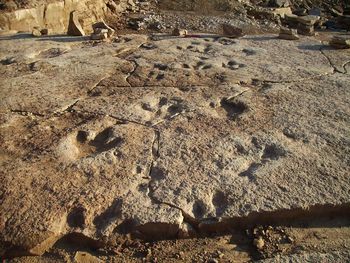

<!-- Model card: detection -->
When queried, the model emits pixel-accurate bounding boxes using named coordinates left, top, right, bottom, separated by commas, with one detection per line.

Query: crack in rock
left=319, top=47, right=342, bottom=74
left=125, top=59, right=138, bottom=87
left=9, top=109, right=45, bottom=117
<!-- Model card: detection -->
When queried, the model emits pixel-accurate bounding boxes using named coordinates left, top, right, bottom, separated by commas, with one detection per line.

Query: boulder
left=283, top=14, right=317, bottom=36
left=284, top=14, right=299, bottom=27
left=222, top=24, right=244, bottom=38
left=329, top=35, right=350, bottom=49
left=67, top=11, right=85, bottom=36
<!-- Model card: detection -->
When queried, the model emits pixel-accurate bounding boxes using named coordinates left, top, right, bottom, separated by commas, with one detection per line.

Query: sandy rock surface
left=0, top=32, right=349, bottom=259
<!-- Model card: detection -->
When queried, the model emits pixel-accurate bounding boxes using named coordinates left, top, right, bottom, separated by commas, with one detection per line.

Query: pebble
left=253, top=237, right=265, bottom=250
left=32, top=27, right=41, bottom=37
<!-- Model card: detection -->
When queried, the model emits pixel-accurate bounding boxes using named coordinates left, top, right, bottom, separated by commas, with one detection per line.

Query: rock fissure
left=9, top=109, right=45, bottom=117
left=319, top=47, right=342, bottom=74
left=56, top=98, right=80, bottom=114
left=87, top=74, right=111, bottom=94
left=342, top=61, right=350, bottom=74
left=125, top=59, right=139, bottom=87
left=1, top=12, right=350, bottom=260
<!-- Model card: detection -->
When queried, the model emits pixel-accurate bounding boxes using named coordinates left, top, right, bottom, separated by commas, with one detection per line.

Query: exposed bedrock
left=0, top=34, right=349, bottom=257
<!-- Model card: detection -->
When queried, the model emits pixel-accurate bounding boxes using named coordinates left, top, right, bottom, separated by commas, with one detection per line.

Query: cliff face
left=0, top=0, right=127, bottom=34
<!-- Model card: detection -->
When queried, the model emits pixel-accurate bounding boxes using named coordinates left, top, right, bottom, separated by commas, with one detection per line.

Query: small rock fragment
left=90, top=32, right=108, bottom=41
left=279, top=27, right=299, bottom=40
left=40, top=28, right=49, bottom=35
left=287, top=236, right=294, bottom=243
left=128, top=18, right=146, bottom=30
left=94, top=28, right=109, bottom=34
left=92, top=20, right=115, bottom=37
left=32, top=27, right=41, bottom=37
left=253, top=237, right=265, bottom=250
left=297, top=24, right=314, bottom=36
left=329, top=34, right=350, bottom=49
left=67, top=11, right=85, bottom=36
left=172, top=28, right=188, bottom=37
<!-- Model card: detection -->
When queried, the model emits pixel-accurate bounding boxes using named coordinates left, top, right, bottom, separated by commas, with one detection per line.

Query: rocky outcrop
left=0, top=0, right=129, bottom=34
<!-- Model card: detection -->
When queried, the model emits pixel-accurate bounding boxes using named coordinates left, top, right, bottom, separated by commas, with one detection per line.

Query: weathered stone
left=128, top=18, right=146, bottom=30
left=279, top=26, right=299, bottom=40
left=297, top=15, right=319, bottom=26
left=74, top=251, right=103, bottom=263
left=297, top=24, right=314, bottom=36
left=172, top=28, right=188, bottom=36
left=222, top=24, right=244, bottom=38
left=90, top=32, right=108, bottom=40
left=254, top=237, right=265, bottom=250
left=97, top=28, right=109, bottom=34
left=283, top=14, right=299, bottom=27
left=32, top=27, right=41, bottom=37
left=269, top=0, right=290, bottom=8
left=0, top=0, right=112, bottom=34
left=329, top=34, right=350, bottom=49
left=279, top=27, right=296, bottom=35
left=40, top=28, right=49, bottom=35
left=278, top=32, right=299, bottom=40
left=270, top=7, right=292, bottom=18
left=293, top=8, right=307, bottom=16
left=92, top=20, right=115, bottom=37
left=67, top=11, right=85, bottom=36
